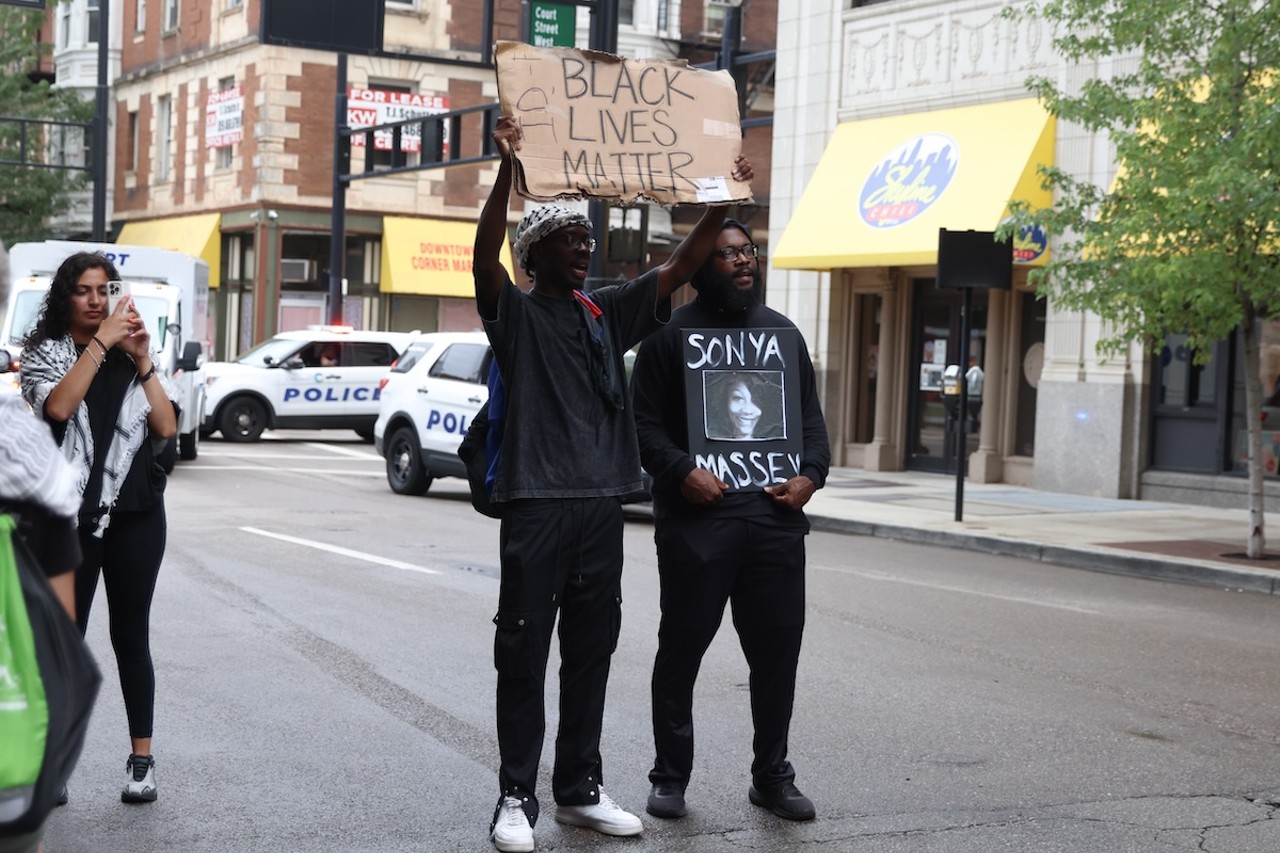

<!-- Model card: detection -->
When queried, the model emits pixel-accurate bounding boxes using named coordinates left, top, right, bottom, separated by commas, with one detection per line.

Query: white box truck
left=2, top=240, right=211, bottom=467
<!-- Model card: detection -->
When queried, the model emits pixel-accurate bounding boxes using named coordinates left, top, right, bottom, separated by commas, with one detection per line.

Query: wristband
left=139, top=364, right=157, bottom=383
left=84, top=347, right=102, bottom=370
left=92, top=335, right=109, bottom=356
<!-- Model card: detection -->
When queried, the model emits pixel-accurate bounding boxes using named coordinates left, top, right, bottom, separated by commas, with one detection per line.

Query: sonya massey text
left=695, top=449, right=802, bottom=488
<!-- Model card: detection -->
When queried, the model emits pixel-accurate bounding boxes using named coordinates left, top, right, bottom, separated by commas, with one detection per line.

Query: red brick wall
left=284, top=62, right=341, bottom=198
left=193, top=78, right=207, bottom=204
left=239, top=66, right=259, bottom=198
left=451, top=0, right=523, bottom=54
left=122, top=0, right=213, bottom=74
left=114, top=95, right=153, bottom=213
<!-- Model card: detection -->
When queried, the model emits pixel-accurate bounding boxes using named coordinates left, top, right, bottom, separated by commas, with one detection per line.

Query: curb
left=807, top=516, right=1280, bottom=596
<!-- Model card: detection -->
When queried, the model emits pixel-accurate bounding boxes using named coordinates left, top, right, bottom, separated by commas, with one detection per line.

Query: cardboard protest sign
left=683, top=327, right=805, bottom=493
left=494, top=41, right=752, bottom=206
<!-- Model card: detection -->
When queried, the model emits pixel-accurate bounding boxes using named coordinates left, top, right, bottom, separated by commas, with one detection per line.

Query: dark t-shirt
left=631, top=298, right=832, bottom=528
left=482, top=269, right=668, bottom=502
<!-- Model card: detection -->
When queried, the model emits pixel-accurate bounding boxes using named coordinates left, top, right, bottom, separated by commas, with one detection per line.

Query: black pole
left=328, top=53, right=348, bottom=325
left=91, top=0, right=110, bottom=241
left=719, top=3, right=746, bottom=117
left=586, top=0, right=617, bottom=288
left=955, top=287, right=972, bottom=522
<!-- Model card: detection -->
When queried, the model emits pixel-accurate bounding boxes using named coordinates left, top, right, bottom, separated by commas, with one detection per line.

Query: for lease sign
left=206, top=86, right=243, bottom=149
left=347, top=87, right=450, bottom=152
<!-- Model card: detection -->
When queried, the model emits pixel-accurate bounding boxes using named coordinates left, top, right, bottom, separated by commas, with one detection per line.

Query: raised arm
left=653, top=155, right=753, bottom=303
left=474, top=116, right=522, bottom=321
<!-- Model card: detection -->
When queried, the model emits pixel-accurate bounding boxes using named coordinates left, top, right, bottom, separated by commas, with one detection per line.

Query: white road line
left=241, top=527, right=441, bottom=575
left=813, top=564, right=1101, bottom=614
left=199, top=451, right=380, bottom=461
left=191, top=466, right=383, bottom=476
left=303, top=441, right=380, bottom=460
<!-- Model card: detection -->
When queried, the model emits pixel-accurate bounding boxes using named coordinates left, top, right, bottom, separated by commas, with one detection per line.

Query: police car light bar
left=307, top=324, right=355, bottom=333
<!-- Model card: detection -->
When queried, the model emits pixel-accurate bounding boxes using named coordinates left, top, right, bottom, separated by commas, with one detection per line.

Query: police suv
left=202, top=327, right=417, bottom=442
left=373, top=331, right=492, bottom=495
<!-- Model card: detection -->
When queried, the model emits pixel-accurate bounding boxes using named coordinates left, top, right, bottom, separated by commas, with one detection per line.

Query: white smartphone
left=107, top=280, right=131, bottom=314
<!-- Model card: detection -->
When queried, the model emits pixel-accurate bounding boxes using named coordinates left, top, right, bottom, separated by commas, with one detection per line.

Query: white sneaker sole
left=554, top=809, right=643, bottom=836
left=489, top=831, right=535, bottom=853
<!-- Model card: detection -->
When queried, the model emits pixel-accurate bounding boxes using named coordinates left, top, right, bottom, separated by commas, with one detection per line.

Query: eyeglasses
left=714, top=243, right=759, bottom=262
left=556, top=233, right=597, bottom=253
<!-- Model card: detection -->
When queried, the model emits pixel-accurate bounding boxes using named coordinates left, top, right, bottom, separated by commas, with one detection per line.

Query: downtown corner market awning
left=381, top=216, right=515, bottom=297
left=772, top=99, right=1055, bottom=271
left=116, top=212, right=222, bottom=287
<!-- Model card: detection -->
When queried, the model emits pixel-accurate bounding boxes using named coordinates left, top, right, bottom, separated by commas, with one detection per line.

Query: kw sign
left=529, top=1, right=575, bottom=48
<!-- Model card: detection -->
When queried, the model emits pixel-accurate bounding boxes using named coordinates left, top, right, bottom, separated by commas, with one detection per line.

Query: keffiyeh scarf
left=20, top=335, right=176, bottom=536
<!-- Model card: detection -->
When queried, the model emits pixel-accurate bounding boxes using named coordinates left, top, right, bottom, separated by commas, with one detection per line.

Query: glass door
left=906, top=279, right=987, bottom=473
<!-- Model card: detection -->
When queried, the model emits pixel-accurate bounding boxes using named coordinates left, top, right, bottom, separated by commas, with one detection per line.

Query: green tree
left=1001, top=0, right=1280, bottom=557
left=0, top=5, right=93, bottom=245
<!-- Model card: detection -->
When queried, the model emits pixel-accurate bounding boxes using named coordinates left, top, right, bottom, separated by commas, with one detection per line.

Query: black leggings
left=76, top=503, right=166, bottom=740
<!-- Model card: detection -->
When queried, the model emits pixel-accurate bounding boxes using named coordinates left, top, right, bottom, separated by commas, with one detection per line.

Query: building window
left=128, top=111, right=138, bottom=171
left=156, top=95, right=172, bottom=180
left=163, top=0, right=178, bottom=31
left=135, top=0, right=145, bottom=32
left=87, top=0, right=100, bottom=43
left=226, top=0, right=243, bottom=7
left=386, top=0, right=415, bottom=9
left=705, top=0, right=732, bottom=33
left=619, top=0, right=634, bottom=25
left=58, top=2, right=71, bottom=48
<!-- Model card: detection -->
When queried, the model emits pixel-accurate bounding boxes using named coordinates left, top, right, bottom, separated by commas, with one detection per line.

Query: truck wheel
left=386, top=426, right=431, bottom=495
left=220, top=397, right=268, bottom=442
left=179, top=428, right=199, bottom=460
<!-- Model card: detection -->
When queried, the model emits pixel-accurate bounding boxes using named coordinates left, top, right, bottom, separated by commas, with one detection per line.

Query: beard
left=695, top=265, right=762, bottom=313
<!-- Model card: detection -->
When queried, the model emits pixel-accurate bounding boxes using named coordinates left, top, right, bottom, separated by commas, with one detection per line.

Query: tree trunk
left=1241, top=314, right=1267, bottom=558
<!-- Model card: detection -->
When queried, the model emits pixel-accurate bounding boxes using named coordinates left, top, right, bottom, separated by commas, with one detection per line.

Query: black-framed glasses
left=715, top=243, right=759, bottom=261
left=557, top=233, right=597, bottom=252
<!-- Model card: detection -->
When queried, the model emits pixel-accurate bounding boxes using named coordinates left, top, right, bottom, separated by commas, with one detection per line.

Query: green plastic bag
left=0, top=515, right=48, bottom=823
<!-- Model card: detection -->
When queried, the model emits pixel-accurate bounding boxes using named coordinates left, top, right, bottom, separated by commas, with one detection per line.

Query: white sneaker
left=490, top=796, right=535, bottom=852
left=121, top=754, right=157, bottom=803
left=555, top=788, right=643, bottom=837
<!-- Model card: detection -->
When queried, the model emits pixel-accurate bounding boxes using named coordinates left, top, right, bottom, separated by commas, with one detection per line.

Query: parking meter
left=941, top=364, right=962, bottom=417
left=964, top=363, right=984, bottom=430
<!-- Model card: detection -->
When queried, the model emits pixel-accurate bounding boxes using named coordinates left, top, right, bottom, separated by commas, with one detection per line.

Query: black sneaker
left=55, top=786, right=68, bottom=806
left=121, top=754, right=157, bottom=803
left=646, top=782, right=687, bottom=818
left=748, top=781, right=815, bottom=821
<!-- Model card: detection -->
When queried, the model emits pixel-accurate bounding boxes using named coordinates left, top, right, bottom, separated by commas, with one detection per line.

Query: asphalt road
left=42, top=433, right=1280, bottom=852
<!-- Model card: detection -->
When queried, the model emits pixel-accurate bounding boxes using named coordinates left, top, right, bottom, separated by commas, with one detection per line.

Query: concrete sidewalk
left=804, top=468, right=1280, bottom=595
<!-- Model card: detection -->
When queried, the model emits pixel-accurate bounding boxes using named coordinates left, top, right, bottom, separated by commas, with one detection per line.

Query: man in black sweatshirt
left=631, top=219, right=831, bottom=823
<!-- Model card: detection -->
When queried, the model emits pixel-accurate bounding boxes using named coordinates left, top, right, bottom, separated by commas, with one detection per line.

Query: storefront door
left=906, top=279, right=987, bottom=473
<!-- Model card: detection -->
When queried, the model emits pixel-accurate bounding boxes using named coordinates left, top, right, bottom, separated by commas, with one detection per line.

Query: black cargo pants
left=649, top=515, right=807, bottom=792
left=492, top=497, right=623, bottom=827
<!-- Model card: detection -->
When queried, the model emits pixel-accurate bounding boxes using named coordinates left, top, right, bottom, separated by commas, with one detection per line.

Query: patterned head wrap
left=512, top=205, right=592, bottom=273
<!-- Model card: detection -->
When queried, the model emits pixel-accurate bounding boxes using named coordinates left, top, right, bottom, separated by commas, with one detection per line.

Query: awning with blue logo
left=772, top=99, right=1054, bottom=270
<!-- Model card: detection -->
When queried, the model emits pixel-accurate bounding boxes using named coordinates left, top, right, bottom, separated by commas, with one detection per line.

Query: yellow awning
left=773, top=99, right=1055, bottom=270
left=116, top=213, right=222, bottom=287
left=381, top=216, right=514, bottom=297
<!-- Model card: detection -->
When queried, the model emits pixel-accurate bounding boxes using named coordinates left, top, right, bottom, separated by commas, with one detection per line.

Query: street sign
left=529, top=1, right=575, bottom=48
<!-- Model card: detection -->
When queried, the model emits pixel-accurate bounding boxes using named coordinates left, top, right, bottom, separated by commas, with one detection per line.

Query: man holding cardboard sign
left=473, top=106, right=749, bottom=852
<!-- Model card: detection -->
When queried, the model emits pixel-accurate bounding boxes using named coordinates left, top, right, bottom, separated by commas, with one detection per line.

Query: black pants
left=493, top=498, right=623, bottom=827
left=76, top=503, right=166, bottom=740
left=649, top=516, right=806, bottom=791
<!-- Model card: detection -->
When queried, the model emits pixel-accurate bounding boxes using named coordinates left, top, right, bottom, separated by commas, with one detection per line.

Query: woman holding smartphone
left=20, top=251, right=177, bottom=804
